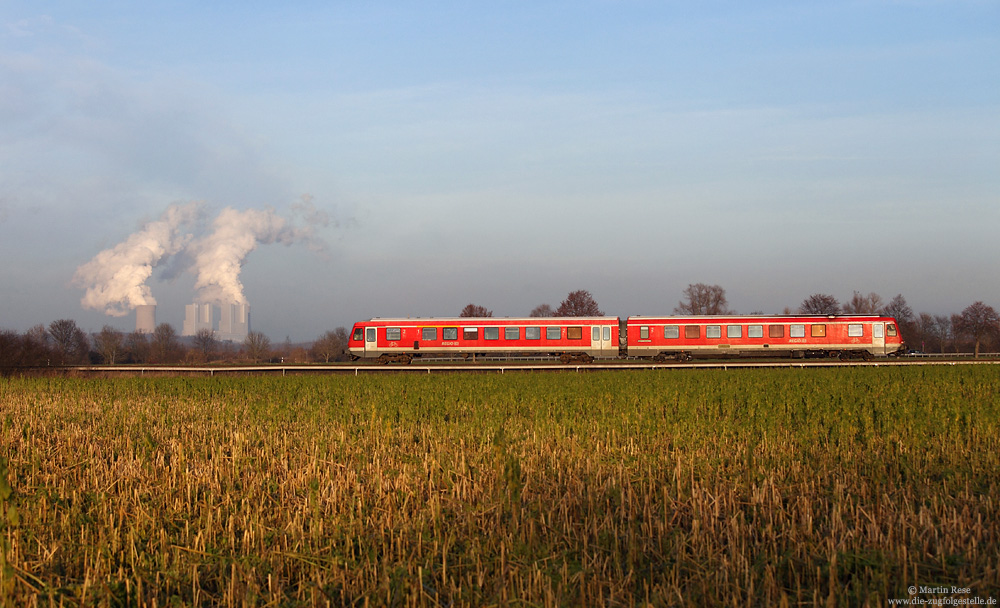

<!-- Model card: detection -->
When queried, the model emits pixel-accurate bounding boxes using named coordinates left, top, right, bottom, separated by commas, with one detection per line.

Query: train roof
left=358, top=316, right=619, bottom=323
left=627, top=314, right=895, bottom=321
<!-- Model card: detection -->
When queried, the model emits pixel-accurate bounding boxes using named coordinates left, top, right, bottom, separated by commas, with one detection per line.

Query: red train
left=348, top=314, right=903, bottom=363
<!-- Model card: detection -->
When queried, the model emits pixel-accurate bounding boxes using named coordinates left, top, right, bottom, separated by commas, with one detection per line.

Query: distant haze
left=1, top=2, right=997, bottom=341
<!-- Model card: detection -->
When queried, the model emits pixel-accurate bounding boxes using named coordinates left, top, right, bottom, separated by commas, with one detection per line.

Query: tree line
left=0, top=321, right=355, bottom=368
left=2, top=285, right=998, bottom=367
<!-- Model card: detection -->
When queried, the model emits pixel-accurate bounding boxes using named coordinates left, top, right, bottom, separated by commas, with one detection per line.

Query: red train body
left=626, top=314, right=902, bottom=361
left=348, top=317, right=620, bottom=364
left=348, top=314, right=903, bottom=363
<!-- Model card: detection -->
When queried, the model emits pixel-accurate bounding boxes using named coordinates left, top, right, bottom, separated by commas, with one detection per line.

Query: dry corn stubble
left=0, top=366, right=998, bottom=606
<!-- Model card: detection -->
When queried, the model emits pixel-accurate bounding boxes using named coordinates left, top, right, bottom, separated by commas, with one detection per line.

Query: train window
left=484, top=327, right=500, bottom=340
left=463, top=328, right=478, bottom=341
left=685, top=326, right=700, bottom=339
left=748, top=325, right=763, bottom=338
left=603, top=326, right=611, bottom=341
left=706, top=325, right=722, bottom=339
left=873, top=324, right=884, bottom=339
left=443, top=327, right=458, bottom=341
left=366, top=328, right=376, bottom=342
left=640, top=326, right=649, bottom=340
left=505, top=327, right=520, bottom=340
left=546, top=327, right=562, bottom=340
left=727, top=325, right=742, bottom=339
left=526, top=327, right=541, bottom=340
left=848, top=324, right=863, bottom=337
left=567, top=327, right=583, bottom=340
left=386, top=327, right=401, bottom=341
left=422, top=327, right=437, bottom=341
left=593, top=327, right=600, bottom=341
left=664, top=325, right=680, bottom=339
left=353, top=328, right=363, bottom=341
left=887, top=324, right=897, bottom=337
left=811, top=324, right=826, bottom=338
left=790, top=324, right=805, bottom=338
left=769, top=325, right=784, bottom=338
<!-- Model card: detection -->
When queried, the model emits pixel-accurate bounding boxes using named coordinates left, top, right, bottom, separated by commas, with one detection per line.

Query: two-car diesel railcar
left=348, top=317, right=621, bottom=364
left=348, top=314, right=904, bottom=363
left=626, top=315, right=903, bottom=361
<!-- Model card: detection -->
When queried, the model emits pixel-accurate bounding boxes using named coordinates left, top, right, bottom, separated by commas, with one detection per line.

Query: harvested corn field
left=1, top=367, right=998, bottom=606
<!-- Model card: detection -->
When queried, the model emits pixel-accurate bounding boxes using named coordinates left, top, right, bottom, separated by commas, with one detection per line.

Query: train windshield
left=352, top=327, right=363, bottom=341
left=887, top=324, right=897, bottom=337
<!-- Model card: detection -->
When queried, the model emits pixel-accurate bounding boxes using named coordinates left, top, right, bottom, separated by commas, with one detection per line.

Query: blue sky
left=1, top=1, right=997, bottom=341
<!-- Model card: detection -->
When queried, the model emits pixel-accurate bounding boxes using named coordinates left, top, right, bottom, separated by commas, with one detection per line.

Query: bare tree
left=934, top=315, right=954, bottom=353
left=0, top=330, right=20, bottom=367
left=798, top=294, right=840, bottom=315
left=953, top=301, right=1000, bottom=357
left=674, top=284, right=733, bottom=315
left=882, top=294, right=914, bottom=323
left=529, top=304, right=554, bottom=318
left=124, top=330, right=150, bottom=363
left=842, top=291, right=884, bottom=314
left=193, top=328, right=218, bottom=361
left=93, top=325, right=124, bottom=364
left=882, top=294, right=915, bottom=344
left=914, top=313, right=951, bottom=354
left=47, top=319, right=89, bottom=364
left=459, top=304, right=493, bottom=318
left=555, top=290, right=604, bottom=316
left=18, top=325, right=53, bottom=366
left=243, top=331, right=272, bottom=363
left=151, top=323, right=182, bottom=364
left=311, top=328, right=349, bottom=363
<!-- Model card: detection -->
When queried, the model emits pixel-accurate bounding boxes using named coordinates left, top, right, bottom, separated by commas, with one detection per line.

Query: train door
left=872, top=323, right=885, bottom=355
left=365, top=327, right=378, bottom=357
left=591, top=324, right=614, bottom=357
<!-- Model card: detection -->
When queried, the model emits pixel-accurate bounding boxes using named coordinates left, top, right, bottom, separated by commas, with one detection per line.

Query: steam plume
left=73, top=202, right=201, bottom=316
left=189, top=206, right=305, bottom=305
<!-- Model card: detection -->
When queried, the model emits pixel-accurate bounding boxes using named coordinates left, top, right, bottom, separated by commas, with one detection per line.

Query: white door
left=591, top=324, right=614, bottom=356
left=872, top=323, right=885, bottom=355
left=365, top=327, right=378, bottom=357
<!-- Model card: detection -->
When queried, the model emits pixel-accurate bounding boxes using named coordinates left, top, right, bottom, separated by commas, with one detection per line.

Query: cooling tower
left=135, top=305, right=156, bottom=334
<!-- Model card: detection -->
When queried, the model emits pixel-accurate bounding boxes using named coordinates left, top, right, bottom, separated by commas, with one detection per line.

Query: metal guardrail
left=4, top=357, right=999, bottom=377
left=900, top=352, right=999, bottom=358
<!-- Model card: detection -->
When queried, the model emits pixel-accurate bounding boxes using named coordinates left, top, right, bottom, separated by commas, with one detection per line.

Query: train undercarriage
left=364, top=348, right=890, bottom=365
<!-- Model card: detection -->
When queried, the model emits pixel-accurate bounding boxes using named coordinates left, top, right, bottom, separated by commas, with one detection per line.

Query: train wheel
left=559, top=353, right=572, bottom=364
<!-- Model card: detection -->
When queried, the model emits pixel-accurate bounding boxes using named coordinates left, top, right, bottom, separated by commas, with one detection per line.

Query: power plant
left=182, top=303, right=214, bottom=336
left=182, top=302, right=250, bottom=342
left=135, top=305, right=156, bottom=334
left=75, top=202, right=323, bottom=339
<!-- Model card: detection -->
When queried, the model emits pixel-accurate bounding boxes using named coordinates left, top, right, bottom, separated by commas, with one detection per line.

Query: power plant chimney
left=135, top=304, right=156, bottom=334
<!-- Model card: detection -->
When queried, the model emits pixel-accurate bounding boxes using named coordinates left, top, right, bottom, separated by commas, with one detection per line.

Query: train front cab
left=347, top=323, right=375, bottom=360
left=876, top=319, right=904, bottom=356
